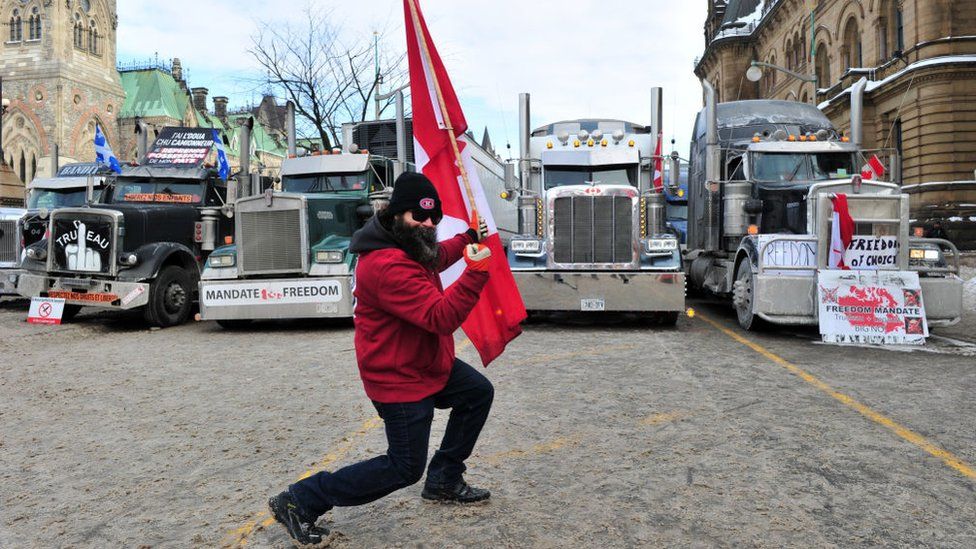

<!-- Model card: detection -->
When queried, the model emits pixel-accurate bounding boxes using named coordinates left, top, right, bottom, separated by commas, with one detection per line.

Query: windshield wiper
left=785, top=158, right=805, bottom=182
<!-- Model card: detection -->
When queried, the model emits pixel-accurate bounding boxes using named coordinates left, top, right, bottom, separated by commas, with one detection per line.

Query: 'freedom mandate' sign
left=817, top=270, right=927, bottom=345
left=201, top=279, right=343, bottom=307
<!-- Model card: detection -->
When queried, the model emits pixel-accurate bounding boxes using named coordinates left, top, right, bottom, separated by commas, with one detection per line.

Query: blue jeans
left=288, top=358, right=494, bottom=518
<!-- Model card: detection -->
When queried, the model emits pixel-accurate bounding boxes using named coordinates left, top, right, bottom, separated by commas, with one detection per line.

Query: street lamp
left=746, top=60, right=818, bottom=105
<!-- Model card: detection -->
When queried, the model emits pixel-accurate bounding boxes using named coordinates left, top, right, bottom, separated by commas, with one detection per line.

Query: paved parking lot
left=1, top=292, right=975, bottom=548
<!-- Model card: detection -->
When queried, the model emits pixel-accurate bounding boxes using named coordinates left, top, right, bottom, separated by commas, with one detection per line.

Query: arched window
left=815, top=44, right=830, bottom=85
left=30, top=153, right=36, bottom=182
left=88, top=19, right=98, bottom=55
left=785, top=39, right=794, bottom=70
left=842, top=18, right=862, bottom=70
left=28, top=7, right=40, bottom=41
left=18, top=152, right=25, bottom=184
left=799, top=33, right=807, bottom=67
left=74, top=13, right=84, bottom=49
left=9, top=8, right=22, bottom=42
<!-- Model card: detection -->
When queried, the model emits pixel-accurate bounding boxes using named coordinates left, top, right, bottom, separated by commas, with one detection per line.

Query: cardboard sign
left=145, top=127, right=215, bottom=168
left=28, top=297, right=66, bottom=325
left=845, top=236, right=899, bottom=270
left=201, top=280, right=343, bottom=307
left=758, top=236, right=817, bottom=274
left=817, top=270, right=927, bottom=345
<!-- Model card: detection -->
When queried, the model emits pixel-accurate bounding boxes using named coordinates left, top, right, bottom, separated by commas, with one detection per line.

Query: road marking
left=224, top=416, right=383, bottom=547
left=483, top=435, right=583, bottom=466
left=642, top=411, right=683, bottom=426
left=697, top=312, right=976, bottom=482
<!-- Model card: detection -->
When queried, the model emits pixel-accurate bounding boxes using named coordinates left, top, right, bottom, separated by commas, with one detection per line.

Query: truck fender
left=731, top=236, right=760, bottom=285
left=117, top=243, right=201, bottom=282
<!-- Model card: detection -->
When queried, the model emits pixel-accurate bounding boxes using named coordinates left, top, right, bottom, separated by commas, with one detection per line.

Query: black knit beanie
left=387, top=172, right=442, bottom=217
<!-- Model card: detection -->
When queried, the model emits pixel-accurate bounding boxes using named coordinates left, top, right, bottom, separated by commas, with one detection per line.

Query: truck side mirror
left=668, top=153, right=680, bottom=191
left=356, top=204, right=375, bottom=220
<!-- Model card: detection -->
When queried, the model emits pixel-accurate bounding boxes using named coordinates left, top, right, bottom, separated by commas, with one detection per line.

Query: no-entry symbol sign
left=28, top=298, right=66, bottom=325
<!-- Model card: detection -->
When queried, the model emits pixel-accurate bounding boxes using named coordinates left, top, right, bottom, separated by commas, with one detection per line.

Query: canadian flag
left=828, top=193, right=855, bottom=269
left=860, top=154, right=886, bottom=181
left=652, top=131, right=664, bottom=193
left=403, top=0, right=526, bottom=366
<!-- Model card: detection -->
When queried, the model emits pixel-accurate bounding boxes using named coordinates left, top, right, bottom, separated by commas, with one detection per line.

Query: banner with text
left=145, top=127, right=215, bottom=168
left=817, top=270, right=927, bottom=345
left=201, top=279, right=344, bottom=307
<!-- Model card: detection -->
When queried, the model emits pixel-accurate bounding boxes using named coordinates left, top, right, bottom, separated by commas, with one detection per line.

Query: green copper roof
left=118, top=69, right=190, bottom=120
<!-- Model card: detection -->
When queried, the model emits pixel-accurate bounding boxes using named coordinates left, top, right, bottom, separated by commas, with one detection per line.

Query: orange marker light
left=224, top=235, right=233, bottom=245
left=747, top=224, right=759, bottom=235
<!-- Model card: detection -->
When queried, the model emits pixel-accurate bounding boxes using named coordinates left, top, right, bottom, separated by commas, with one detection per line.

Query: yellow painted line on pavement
left=225, top=416, right=383, bottom=547
left=697, top=312, right=976, bottom=482
left=642, top=411, right=683, bottom=426
left=483, top=434, right=583, bottom=466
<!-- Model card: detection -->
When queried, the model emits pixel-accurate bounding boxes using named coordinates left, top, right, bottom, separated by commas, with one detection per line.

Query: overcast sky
left=118, top=1, right=708, bottom=157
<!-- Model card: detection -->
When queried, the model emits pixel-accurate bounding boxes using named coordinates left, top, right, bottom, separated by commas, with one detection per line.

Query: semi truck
left=1, top=163, right=112, bottom=296
left=199, top=102, right=515, bottom=327
left=506, top=90, right=685, bottom=323
left=682, top=78, right=963, bottom=330
left=18, top=127, right=237, bottom=326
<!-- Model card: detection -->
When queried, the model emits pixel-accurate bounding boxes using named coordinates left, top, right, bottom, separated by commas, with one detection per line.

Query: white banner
left=817, top=270, right=928, bottom=345
left=844, top=236, right=899, bottom=270
left=201, top=280, right=343, bottom=307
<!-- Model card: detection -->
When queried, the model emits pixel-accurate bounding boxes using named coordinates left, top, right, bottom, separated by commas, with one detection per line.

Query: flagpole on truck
left=404, top=0, right=479, bottom=219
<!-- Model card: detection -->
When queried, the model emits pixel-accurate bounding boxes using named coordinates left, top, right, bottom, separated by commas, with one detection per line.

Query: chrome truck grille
left=48, top=209, right=117, bottom=275
left=237, top=194, right=307, bottom=275
left=0, top=220, right=17, bottom=264
left=552, top=195, right=634, bottom=265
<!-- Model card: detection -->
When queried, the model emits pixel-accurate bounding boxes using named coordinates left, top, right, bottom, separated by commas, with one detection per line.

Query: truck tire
left=143, top=266, right=193, bottom=328
left=732, top=261, right=765, bottom=331
left=658, top=311, right=679, bottom=326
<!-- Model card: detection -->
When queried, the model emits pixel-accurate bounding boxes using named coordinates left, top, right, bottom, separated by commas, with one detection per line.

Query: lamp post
left=0, top=76, right=8, bottom=167
left=746, top=60, right=818, bottom=105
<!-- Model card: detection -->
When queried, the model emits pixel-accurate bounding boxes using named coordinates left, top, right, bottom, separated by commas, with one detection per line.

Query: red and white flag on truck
left=403, top=0, right=526, bottom=366
left=860, top=154, right=886, bottom=180
left=652, top=131, right=664, bottom=192
left=828, top=193, right=855, bottom=269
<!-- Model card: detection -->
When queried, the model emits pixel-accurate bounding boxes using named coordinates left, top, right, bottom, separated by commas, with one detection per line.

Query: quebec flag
left=94, top=124, right=121, bottom=174
left=212, top=129, right=230, bottom=181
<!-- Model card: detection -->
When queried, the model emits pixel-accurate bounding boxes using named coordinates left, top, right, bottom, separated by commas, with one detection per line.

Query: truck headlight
left=315, top=250, right=344, bottom=264
left=118, top=253, right=139, bottom=266
left=510, top=239, right=542, bottom=254
left=26, top=246, right=46, bottom=261
left=909, top=248, right=940, bottom=261
left=646, top=238, right=678, bottom=253
left=208, top=254, right=236, bottom=268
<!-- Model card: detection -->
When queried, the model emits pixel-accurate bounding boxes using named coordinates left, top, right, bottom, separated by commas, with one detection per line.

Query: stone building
left=0, top=0, right=286, bottom=205
left=695, top=0, right=976, bottom=186
left=0, top=0, right=124, bottom=203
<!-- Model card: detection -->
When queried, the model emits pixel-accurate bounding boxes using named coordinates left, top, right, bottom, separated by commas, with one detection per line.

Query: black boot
left=421, top=479, right=490, bottom=503
left=268, top=491, right=331, bottom=548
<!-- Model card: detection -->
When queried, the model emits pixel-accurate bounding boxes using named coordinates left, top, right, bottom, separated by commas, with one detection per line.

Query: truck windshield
left=283, top=172, right=369, bottom=193
left=109, top=179, right=204, bottom=204
left=28, top=188, right=100, bottom=209
left=751, top=153, right=856, bottom=184
left=544, top=164, right=637, bottom=189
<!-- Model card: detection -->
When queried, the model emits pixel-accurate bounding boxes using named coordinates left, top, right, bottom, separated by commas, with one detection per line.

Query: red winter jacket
left=349, top=216, right=488, bottom=403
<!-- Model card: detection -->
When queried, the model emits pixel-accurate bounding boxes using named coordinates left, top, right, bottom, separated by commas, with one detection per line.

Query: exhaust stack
left=51, top=143, right=59, bottom=176
left=135, top=120, right=149, bottom=164
left=850, top=77, right=867, bottom=149
left=517, top=93, right=537, bottom=236
left=286, top=101, right=297, bottom=157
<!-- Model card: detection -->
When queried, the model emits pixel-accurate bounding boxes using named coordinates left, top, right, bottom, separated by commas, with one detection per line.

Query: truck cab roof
left=281, top=154, right=372, bottom=176
left=532, top=119, right=649, bottom=137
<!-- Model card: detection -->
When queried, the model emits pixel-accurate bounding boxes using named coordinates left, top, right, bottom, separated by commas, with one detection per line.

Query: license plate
left=581, top=298, right=605, bottom=311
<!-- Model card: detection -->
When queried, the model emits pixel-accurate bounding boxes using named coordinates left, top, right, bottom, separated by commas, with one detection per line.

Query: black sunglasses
left=410, top=208, right=443, bottom=224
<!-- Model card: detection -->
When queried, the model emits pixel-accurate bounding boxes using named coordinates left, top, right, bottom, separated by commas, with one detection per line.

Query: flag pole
left=405, top=0, right=479, bottom=217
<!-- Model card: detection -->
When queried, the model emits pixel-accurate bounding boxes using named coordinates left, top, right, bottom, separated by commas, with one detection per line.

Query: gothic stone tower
left=0, top=0, right=124, bottom=190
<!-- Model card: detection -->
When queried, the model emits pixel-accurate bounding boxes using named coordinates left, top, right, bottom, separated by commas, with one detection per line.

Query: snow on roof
left=818, top=55, right=976, bottom=109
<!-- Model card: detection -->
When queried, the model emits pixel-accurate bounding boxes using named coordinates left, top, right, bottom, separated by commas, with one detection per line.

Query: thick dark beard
left=392, top=217, right=440, bottom=271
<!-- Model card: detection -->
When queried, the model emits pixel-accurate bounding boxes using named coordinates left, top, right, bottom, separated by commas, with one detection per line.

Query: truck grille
left=552, top=195, right=633, bottom=264
left=49, top=212, right=115, bottom=274
left=0, top=220, right=17, bottom=263
left=239, top=208, right=304, bottom=274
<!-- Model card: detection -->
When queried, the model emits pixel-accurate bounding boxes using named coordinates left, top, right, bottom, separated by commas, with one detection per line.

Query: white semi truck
left=682, top=78, right=963, bottom=330
left=506, top=90, right=685, bottom=323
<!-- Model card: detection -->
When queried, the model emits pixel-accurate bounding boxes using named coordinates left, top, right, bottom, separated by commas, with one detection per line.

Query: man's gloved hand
left=464, top=243, right=491, bottom=272
left=469, top=210, right=489, bottom=242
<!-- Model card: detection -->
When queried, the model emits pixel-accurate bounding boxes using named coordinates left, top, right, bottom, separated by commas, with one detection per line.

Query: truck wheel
left=61, top=305, right=82, bottom=322
left=216, top=319, right=253, bottom=330
left=658, top=311, right=679, bottom=326
left=732, top=261, right=764, bottom=331
left=143, top=266, right=193, bottom=328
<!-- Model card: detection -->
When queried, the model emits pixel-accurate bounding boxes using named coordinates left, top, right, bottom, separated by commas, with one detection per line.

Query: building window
left=18, top=152, right=25, bottom=183
left=9, top=8, right=22, bottom=42
left=785, top=39, right=793, bottom=70
left=30, top=153, right=36, bottom=182
left=28, top=7, right=40, bottom=41
left=88, top=20, right=98, bottom=55
left=893, top=118, right=903, bottom=183
left=842, top=18, right=862, bottom=70
left=815, top=44, right=830, bottom=85
left=895, top=7, right=904, bottom=53
left=74, top=13, right=84, bottom=49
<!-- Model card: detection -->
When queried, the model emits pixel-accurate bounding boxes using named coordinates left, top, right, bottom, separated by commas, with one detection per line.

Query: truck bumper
left=0, top=269, right=21, bottom=295
left=512, top=270, right=685, bottom=313
left=754, top=274, right=963, bottom=327
left=16, top=273, right=151, bottom=309
left=198, top=276, right=354, bottom=321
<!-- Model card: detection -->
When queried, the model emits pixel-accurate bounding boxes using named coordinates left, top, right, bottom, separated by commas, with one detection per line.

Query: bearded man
left=269, top=172, right=494, bottom=547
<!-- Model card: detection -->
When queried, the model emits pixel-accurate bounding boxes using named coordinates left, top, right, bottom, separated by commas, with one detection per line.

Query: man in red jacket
left=269, top=172, right=494, bottom=547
